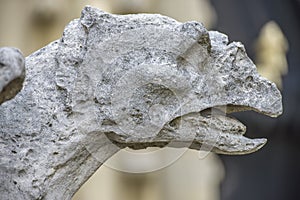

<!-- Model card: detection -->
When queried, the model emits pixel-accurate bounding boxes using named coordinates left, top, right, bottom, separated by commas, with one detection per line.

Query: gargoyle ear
left=176, top=21, right=211, bottom=70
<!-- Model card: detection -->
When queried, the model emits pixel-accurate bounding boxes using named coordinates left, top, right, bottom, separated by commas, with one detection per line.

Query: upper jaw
left=225, top=76, right=283, bottom=118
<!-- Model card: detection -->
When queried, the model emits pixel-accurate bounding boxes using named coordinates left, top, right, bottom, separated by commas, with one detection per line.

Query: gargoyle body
left=0, top=7, right=282, bottom=200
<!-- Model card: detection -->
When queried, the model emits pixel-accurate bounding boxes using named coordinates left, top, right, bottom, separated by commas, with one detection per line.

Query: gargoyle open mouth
left=108, top=102, right=280, bottom=155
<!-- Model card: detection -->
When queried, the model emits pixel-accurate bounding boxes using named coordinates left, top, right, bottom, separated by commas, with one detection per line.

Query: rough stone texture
left=0, top=47, right=25, bottom=104
left=0, top=6, right=282, bottom=200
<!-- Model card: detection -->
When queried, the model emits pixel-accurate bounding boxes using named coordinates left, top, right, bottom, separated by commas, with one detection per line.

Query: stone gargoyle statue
left=0, top=6, right=282, bottom=200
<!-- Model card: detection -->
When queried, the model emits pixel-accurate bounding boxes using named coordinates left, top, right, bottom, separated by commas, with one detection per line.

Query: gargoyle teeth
left=190, top=108, right=268, bottom=154
left=154, top=107, right=267, bottom=155
left=199, top=107, right=247, bottom=135
left=107, top=107, right=267, bottom=155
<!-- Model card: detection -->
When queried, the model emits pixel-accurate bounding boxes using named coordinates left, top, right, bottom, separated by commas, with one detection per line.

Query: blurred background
left=0, top=0, right=299, bottom=199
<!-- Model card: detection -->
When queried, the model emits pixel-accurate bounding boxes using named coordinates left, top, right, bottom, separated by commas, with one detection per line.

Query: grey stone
left=0, top=6, right=282, bottom=199
left=0, top=47, right=25, bottom=104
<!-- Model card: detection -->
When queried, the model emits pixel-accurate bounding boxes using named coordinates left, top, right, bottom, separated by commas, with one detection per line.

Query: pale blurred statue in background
left=255, top=21, right=288, bottom=89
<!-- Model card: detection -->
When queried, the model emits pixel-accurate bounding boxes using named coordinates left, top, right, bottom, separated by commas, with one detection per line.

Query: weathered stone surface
left=0, top=47, right=25, bottom=104
left=0, top=6, right=282, bottom=200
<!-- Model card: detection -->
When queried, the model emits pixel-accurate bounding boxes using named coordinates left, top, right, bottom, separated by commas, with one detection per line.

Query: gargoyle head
left=55, top=7, right=282, bottom=159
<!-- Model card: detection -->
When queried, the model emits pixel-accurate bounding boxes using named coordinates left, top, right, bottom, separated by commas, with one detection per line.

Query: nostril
left=246, top=76, right=254, bottom=82
left=0, top=62, right=5, bottom=67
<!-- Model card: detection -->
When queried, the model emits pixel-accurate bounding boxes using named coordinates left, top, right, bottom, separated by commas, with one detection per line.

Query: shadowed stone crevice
left=0, top=47, right=25, bottom=104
